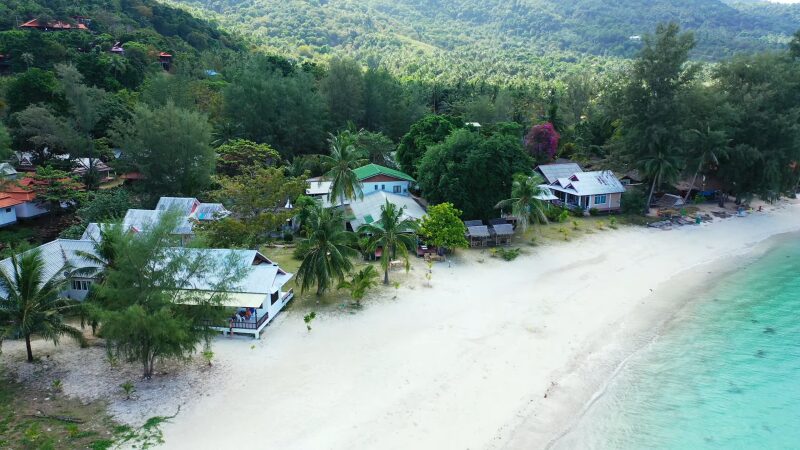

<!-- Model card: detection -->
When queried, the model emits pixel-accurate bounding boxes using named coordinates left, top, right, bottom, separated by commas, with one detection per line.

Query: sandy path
left=156, top=201, right=800, bottom=450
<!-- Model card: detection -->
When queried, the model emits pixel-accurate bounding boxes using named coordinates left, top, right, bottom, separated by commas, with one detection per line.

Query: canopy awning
left=174, top=290, right=269, bottom=308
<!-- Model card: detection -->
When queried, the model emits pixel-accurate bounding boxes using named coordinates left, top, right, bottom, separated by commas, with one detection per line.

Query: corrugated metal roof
left=353, top=164, right=415, bottom=182
left=191, top=203, right=229, bottom=221
left=0, top=239, right=99, bottom=297
left=536, top=163, right=583, bottom=184
left=464, top=220, right=484, bottom=227
left=170, top=248, right=292, bottom=295
left=155, top=197, right=200, bottom=215
left=305, top=179, right=332, bottom=196
left=466, top=225, right=490, bottom=238
left=547, top=171, right=625, bottom=196
left=491, top=224, right=514, bottom=236
left=347, top=191, right=426, bottom=229
left=123, top=209, right=193, bottom=235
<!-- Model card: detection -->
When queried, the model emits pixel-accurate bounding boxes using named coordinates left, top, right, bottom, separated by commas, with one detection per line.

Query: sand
left=4, top=200, right=800, bottom=449
left=152, top=199, right=800, bottom=450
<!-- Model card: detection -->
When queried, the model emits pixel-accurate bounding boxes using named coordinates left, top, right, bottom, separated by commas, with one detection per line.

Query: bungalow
left=0, top=163, right=18, bottom=180
left=159, top=52, right=172, bottom=71
left=72, top=158, right=115, bottom=182
left=0, top=242, right=294, bottom=340
left=536, top=163, right=626, bottom=213
left=0, top=194, right=22, bottom=227
left=0, top=177, right=49, bottom=220
left=355, top=164, right=414, bottom=196
left=306, top=164, right=415, bottom=201
left=345, top=191, right=426, bottom=231
left=19, top=18, right=89, bottom=31
left=155, top=196, right=230, bottom=221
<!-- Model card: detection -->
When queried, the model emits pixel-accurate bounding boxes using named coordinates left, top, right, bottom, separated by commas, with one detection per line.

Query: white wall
left=362, top=180, right=410, bottom=196
left=0, top=207, right=17, bottom=227
left=14, top=201, right=48, bottom=219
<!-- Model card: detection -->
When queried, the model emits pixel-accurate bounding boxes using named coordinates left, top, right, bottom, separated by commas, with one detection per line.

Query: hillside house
left=19, top=18, right=88, bottom=31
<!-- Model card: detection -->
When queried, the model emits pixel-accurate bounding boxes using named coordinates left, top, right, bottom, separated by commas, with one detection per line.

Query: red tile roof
left=0, top=194, right=24, bottom=208
left=19, top=19, right=88, bottom=31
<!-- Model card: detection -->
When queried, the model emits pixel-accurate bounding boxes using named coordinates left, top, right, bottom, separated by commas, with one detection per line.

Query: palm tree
left=0, top=250, right=85, bottom=362
left=337, top=265, right=380, bottom=306
left=296, top=205, right=358, bottom=296
left=359, top=201, right=418, bottom=285
left=109, top=55, right=126, bottom=78
left=641, top=149, right=682, bottom=214
left=683, top=125, right=729, bottom=203
left=20, top=52, right=34, bottom=69
left=320, top=131, right=367, bottom=205
left=495, top=173, right=550, bottom=232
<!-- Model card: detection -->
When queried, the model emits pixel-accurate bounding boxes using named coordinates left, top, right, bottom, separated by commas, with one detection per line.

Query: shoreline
left=3, top=200, right=800, bottom=449
left=537, top=229, right=800, bottom=449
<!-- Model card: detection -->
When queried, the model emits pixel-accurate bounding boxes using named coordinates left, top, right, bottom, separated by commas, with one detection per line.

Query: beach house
left=306, top=164, right=415, bottom=199
left=0, top=242, right=294, bottom=340
left=536, top=163, right=626, bottom=213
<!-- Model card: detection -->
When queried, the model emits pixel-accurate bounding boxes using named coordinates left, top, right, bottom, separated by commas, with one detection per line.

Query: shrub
left=609, top=217, right=618, bottom=229
left=491, top=247, right=521, bottom=261
left=622, top=189, right=647, bottom=215
left=588, top=207, right=600, bottom=216
left=282, top=232, right=294, bottom=242
left=121, top=381, right=136, bottom=400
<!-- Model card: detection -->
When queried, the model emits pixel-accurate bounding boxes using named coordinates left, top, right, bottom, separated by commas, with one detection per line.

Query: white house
left=0, top=177, right=49, bottom=223
left=306, top=164, right=415, bottom=200
left=346, top=191, right=427, bottom=230
left=536, top=163, right=626, bottom=212
left=0, top=242, right=294, bottom=340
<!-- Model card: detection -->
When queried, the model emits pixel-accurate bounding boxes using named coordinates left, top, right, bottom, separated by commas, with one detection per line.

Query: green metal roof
left=353, top=164, right=415, bottom=182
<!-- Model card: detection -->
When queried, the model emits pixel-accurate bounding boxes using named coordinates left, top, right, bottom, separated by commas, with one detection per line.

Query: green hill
left=167, top=0, right=800, bottom=83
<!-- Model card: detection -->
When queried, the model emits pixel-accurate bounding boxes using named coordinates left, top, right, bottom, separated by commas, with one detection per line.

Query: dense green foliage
left=358, top=201, right=418, bottom=284
left=418, top=202, right=468, bottom=250
left=169, top=0, right=800, bottom=84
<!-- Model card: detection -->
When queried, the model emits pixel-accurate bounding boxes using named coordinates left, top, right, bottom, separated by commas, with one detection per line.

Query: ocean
left=553, top=236, right=800, bottom=449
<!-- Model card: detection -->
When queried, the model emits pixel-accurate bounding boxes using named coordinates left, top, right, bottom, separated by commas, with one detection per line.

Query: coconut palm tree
left=337, top=265, right=380, bottom=306
left=683, top=125, right=729, bottom=203
left=495, top=173, right=550, bottom=232
left=296, top=205, right=358, bottom=296
left=641, top=149, right=682, bottom=214
left=0, top=250, right=85, bottom=362
left=359, top=201, right=418, bottom=285
left=320, top=131, right=367, bottom=205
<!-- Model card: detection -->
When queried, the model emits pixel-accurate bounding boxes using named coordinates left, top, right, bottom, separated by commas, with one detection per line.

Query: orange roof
left=0, top=193, right=24, bottom=208
left=20, top=18, right=88, bottom=30
left=0, top=177, right=36, bottom=202
left=159, top=52, right=172, bottom=58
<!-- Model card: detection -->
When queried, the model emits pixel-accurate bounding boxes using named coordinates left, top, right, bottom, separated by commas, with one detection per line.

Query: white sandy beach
left=152, top=199, right=800, bottom=450
left=3, top=200, right=799, bottom=449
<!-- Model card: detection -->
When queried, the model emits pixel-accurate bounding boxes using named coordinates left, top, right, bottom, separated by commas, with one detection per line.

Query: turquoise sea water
left=554, top=237, right=800, bottom=450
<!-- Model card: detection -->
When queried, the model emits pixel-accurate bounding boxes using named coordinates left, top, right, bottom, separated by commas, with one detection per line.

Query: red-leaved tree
left=525, top=122, right=560, bottom=161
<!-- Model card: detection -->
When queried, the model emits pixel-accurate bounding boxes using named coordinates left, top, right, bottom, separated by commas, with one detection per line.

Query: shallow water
left=554, top=238, right=800, bottom=449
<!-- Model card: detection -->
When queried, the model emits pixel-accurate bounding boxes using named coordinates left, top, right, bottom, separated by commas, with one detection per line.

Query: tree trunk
left=684, top=160, right=703, bottom=203
left=645, top=177, right=658, bottom=215
left=383, top=269, right=389, bottom=285
left=25, top=334, right=33, bottom=362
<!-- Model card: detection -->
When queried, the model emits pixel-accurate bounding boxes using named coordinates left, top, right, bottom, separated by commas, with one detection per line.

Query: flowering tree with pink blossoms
left=525, top=122, right=560, bottom=162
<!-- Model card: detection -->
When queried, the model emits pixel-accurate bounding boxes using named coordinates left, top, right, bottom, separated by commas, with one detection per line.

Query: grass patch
left=0, top=370, right=119, bottom=450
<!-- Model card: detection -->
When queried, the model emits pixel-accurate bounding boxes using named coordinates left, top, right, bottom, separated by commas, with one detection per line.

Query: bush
left=621, top=189, right=647, bottom=215
left=491, top=247, right=521, bottom=261
left=282, top=232, right=294, bottom=242
left=588, top=207, right=600, bottom=216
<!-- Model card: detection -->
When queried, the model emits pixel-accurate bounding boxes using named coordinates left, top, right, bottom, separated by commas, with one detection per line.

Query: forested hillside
left=168, top=0, right=800, bottom=83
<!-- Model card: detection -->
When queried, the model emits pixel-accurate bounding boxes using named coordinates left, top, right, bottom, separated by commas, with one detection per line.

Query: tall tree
left=113, top=101, right=215, bottom=201
left=321, top=57, right=365, bottom=129
left=621, top=23, right=696, bottom=173
left=357, top=131, right=396, bottom=167
left=495, top=173, right=550, bottom=231
left=215, top=139, right=280, bottom=176
left=683, top=125, right=729, bottom=202
left=224, top=64, right=327, bottom=156
left=396, top=115, right=460, bottom=179
left=31, top=166, right=85, bottom=217
left=296, top=205, right=358, bottom=296
left=0, top=250, right=85, bottom=362
left=640, top=145, right=682, bottom=213
left=359, top=201, right=418, bottom=284
left=321, top=131, right=368, bottom=205
left=94, top=213, right=246, bottom=378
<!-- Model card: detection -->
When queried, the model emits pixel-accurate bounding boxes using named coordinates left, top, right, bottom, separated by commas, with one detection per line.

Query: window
left=381, top=184, right=385, bottom=190
left=594, top=194, right=607, bottom=205
left=374, top=185, right=378, bottom=191
left=393, top=185, right=401, bottom=193
left=270, top=291, right=279, bottom=305
left=4, top=208, right=10, bottom=213
left=71, top=280, right=91, bottom=291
